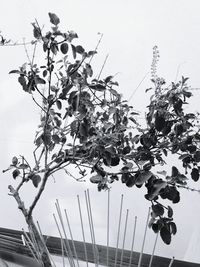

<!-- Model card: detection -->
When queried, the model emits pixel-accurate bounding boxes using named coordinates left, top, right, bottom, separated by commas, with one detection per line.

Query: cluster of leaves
left=3, top=13, right=200, bottom=245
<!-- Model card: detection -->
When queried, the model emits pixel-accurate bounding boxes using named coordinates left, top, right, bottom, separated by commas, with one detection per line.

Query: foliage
left=2, top=12, right=200, bottom=255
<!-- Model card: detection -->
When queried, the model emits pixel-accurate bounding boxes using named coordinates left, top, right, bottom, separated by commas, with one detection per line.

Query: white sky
left=0, top=0, right=200, bottom=264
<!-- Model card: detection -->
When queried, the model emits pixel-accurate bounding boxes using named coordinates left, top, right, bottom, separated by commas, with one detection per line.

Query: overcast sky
left=1, top=0, right=200, bottom=265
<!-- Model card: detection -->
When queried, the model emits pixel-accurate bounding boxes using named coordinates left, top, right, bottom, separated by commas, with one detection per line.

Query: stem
left=28, top=171, right=50, bottom=218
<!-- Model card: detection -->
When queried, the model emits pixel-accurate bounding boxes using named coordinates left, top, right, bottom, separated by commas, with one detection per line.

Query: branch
left=28, top=171, right=50, bottom=218
left=8, top=185, right=28, bottom=218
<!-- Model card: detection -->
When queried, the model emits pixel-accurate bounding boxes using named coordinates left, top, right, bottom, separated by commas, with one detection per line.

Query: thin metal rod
left=120, top=209, right=129, bottom=267
left=128, top=216, right=137, bottom=267
left=55, top=200, right=75, bottom=267
left=148, top=233, right=159, bottom=267
left=86, top=189, right=99, bottom=266
left=137, top=208, right=151, bottom=267
left=168, top=257, right=175, bottom=267
left=28, top=225, right=42, bottom=262
left=53, top=213, right=73, bottom=267
left=64, top=209, right=80, bottom=267
left=107, top=189, right=110, bottom=267
left=77, top=195, right=89, bottom=267
left=97, top=54, right=109, bottom=80
left=114, top=194, right=124, bottom=267
left=61, top=238, right=66, bottom=267
left=36, top=221, right=56, bottom=267
left=22, top=231, right=39, bottom=263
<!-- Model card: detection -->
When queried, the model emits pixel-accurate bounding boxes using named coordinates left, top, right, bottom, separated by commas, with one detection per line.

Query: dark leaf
left=160, top=226, right=171, bottom=245
left=155, top=115, right=165, bottom=131
left=194, top=151, right=200, bottom=162
left=111, top=156, right=120, bottom=166
left=12, top=169, right=20, bottom=179
left=169, top=222, right=177, bottom=235
left=34, top=77, right=46, bottom=85
left=171, top=166, right=179, bottom=177
left=152, top=223, right=160, bottom=233
left=152, top=204, right=164, bottom=216
left=136, top=171, right=152, bottom=185
left=168, top=206, right=173, bottom=218
left=9, top=70, right=21, bottom=74
left=76, top=45, right=85, bottom=54
left=48, top=12, right=60, bottom=25
left=71, top=44, right=76, bottom=59
left=88, top=50, right=97, bottom=57
left=56, top=100, right=62, bottom=110
left=60, top=43, right=68, bottom=54
left=90, top=174, right=102, bottom=183
left=12, top=156, right=18, bottom=166
left=90, top=84, right=106, bottom=91
left=191, top=168, right=199, bottom=182
left=19, top=164, right=29, bottom=169
left=122, top=146, right=131, bottom=155
left=31, top=174, right=41, bottom=188
left=52, top=134, right=60, bottom=144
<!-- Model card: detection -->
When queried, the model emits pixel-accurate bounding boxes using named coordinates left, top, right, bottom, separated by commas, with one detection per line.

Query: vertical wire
left=107, top=189, right=110, bottom=267
left=137, top=208, right=151, bottom=267
left=120, top=209, right=129, bottom=267
left=168, top=257, right=175, bottom=267
left=64, top=209, right=80, bottom=267
left=148, top=233, right=159, bottom=267
left=87, top=189, right=100, bottom=266
left=114, top=194, right=124, bottom=267
left=55, top=200, right=75, bottom=267
left=128, top=216, right=137, bottom=267
left=61, top=238, right=66, bottom=267
left=22, top=231, right=39, bottom=263
left=53, top=213, right=73, bottom=267
left=28, top=225, right=43, bottom=263
left=85, top=189, right=99, bottom=267
left=77, top=195, right=89, bottom=267
left=36, top=221, right=56, bottom=267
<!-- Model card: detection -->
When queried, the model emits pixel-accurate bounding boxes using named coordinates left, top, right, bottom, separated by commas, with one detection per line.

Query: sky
left=0, top=0, right=200, bottom=265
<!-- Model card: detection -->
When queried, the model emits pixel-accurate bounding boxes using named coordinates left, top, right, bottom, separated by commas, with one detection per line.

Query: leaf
left=88, top=50, right=97, bottom=57
left=60, top=43, right=68, bottom=54
left=48, top=12, right=60, bottom=25
left=168, top=206, right=173, bottom=218
left=135, top=171, right=152, bottom=185
left=155, top=115, right=165, bottom=131
left=31, top=174, right=41, bottom=188
left=90, top=174, right=102, bottom=183
left=12, top=169, right=20, bottom=179
left=71, top=44, right=76, bottom=59
left=194, top=151, right=200, bottom=162
left=56, top=100, right=62, bottom=110
left=9, top=70, right=21, bottom=74
left=76, top=45, right=85, bottom=54
left=152, top=204, right=164, bottom=216
left=169, top=222, right=177, bottom=235
left=12, top=156, right=18, bottom=166
left=171, top=166, right=179, bottom=177
left=19, top=164, right=29, bottom=169
left=191, top=168, right=199, bottom=182
left=52, top=134, right=60, bottom=144
left=34, top=77, right=46, bottom=85
left=160, top=226, right=171, bottom=245
left=90, top=84, right=106, bottom=91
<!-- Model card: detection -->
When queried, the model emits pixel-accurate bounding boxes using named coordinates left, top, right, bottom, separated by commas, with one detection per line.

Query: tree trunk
left=26, top=216, right=52, bottom=267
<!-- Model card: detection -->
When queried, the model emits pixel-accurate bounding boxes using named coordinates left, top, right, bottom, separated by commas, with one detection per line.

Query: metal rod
left=168, top=257, right=175, bottom=267
left=128, top=216, right=137, bottom=267
left=148, top=233, right=159, bottom=267
left=36, top=221, right=56, bottom=267
left=64, top=209, right=80, bottom=267
left=137, top=208, right=151, bottom=267
left=85, top=189, right=99, bottom=267
left=114, top=194, right=124, bottom=267
left=77, top=195, right=89, bottom=267
left=107, top=189, right=110, bottom=267
left=120, top=209, right=129, bottom=267
left=53, top=212, right=73, bottom=267
left=55, top=200, right=75, bottom=267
